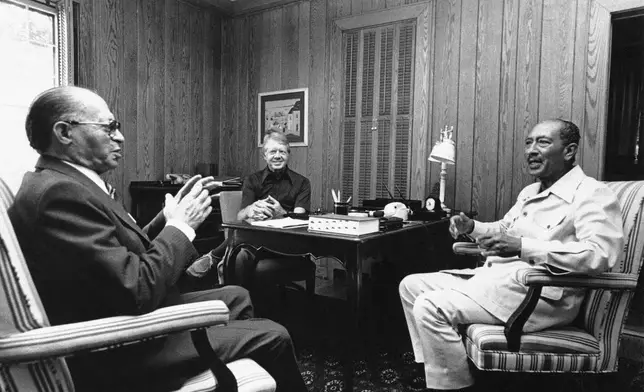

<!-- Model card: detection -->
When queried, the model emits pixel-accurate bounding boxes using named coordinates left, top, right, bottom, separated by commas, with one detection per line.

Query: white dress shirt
left=61, top=160, right=195, bottom=241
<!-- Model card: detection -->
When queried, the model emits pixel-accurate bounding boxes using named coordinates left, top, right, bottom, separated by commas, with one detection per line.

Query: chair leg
left=306, top=275, right=315, bottom=298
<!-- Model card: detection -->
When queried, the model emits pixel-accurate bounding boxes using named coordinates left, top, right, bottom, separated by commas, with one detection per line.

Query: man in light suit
left=9, top=86, right=307, bottom=391
left=399, top=119, right=624, bottom=391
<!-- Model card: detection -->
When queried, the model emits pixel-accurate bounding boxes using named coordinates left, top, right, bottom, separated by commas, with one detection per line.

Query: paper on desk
left=250, top=217, right=309, bottom=229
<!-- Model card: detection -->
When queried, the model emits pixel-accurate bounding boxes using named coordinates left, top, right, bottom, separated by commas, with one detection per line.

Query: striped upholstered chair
left=454, top=181, right=644, bottom=383
left=0, top=178, right=276, bottom=392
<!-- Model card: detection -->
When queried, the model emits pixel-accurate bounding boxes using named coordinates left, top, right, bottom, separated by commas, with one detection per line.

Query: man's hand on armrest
left=476, top=233, right=522, bottom=258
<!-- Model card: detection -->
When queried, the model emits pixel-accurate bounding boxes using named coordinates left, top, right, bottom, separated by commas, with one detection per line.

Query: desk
left=221, top=219, right=452, bottom=391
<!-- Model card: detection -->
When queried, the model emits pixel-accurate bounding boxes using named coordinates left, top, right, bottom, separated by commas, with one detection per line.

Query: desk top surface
left=222, top=218, right=449, bottom=243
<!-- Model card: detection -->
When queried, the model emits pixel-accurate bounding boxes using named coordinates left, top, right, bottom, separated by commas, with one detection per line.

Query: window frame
left=2, top=0, right=73, bottom=86
left=329, top=2, right=433, bottom=206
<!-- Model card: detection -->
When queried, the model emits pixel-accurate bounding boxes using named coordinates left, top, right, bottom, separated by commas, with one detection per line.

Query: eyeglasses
left=64, top=120, right=121, bottom=137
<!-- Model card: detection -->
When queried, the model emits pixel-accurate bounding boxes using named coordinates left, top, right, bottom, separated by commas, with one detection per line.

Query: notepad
left=250, top=217, right=310, bottom=229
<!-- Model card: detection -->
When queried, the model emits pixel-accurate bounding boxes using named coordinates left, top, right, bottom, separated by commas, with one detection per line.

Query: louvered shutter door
left=341, top=21, right=416, bottom=204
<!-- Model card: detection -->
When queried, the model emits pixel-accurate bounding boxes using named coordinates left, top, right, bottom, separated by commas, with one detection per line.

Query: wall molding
left=334, top=2, right=429, bottom=30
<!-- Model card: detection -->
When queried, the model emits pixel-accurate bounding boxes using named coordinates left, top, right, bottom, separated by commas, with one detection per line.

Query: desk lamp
left=429, top=125, right=456, bottom=212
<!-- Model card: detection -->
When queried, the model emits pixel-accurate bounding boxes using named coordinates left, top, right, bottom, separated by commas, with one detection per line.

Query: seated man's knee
left=412, top=292, right=447, bottom=324
left=228, top=285, right=251, bottom=299
left=260, top=320, right=293, bottom=350
left=399, top=273, right=423, bottom=297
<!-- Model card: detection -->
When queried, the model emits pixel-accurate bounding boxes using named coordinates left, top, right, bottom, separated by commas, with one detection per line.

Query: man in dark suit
left=8, top=86, right=306, bottom=391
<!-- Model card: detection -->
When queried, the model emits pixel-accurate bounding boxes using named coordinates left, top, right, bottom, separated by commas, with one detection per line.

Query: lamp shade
left=428, top=138, right=456, bottom=165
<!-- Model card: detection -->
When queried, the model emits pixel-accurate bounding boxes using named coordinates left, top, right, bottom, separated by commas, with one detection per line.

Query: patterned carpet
left=270, top=287, right=644, bottom=392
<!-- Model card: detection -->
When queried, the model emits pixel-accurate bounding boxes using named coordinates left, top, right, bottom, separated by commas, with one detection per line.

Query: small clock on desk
left=424, top=195, right=442, bottom=213
left=408, top=196, right=446, bottom=221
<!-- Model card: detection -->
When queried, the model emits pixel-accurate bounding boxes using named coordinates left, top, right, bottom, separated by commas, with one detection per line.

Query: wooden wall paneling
left=282, top=5, right=299, bottom=90
left=96, top=0, right=123, bottom=193
left=77, top=0, right=95, bottom=88
left=310, top=0, right=329, bottom=210
left=237, top=17, right=250, bottom=175
left=212, top=12, right=223, bottom=169
left=583, top=0, right=611, bottom=179
left=121, top=0, right=138, bottom=211
left=454, top=0, right=477, bottom=214
left=352, top=0, right=364, bottom=15
left=431, top=0, right=461, bottom=208
left=571, top=0, right=589, bottom=169
left=247, top=14, right=262, bottom=177
left=253, top=14, right=267, bottom=171
left=510, top=0, right=542, bottom=203
left=538, top=0, right=576, bottom=119
left=270, top=9, right=283, bottom=91
left=385, top=0, right=403, bottom=8
left=231, top=18, right=244, bottom=175
left=299, top=1, right=322, bottom=209
left=333, top=0, right=353, bottom=19
left=371, top=0, right=385, bottom=12
left=409, top=2, right=433, bottom=201
left=219, top=18, right=233, bottom=175
left=597, top=0, right=644, bottom=11
left=255, top=10, right=282, bottom=170
left=256, top=12, right=272, bottom=172
left=496, top=0, right=519, bottom=218
left=203, top=11, right=216, bottom=167
left=164, top=0, right=178, bottom=174
left=191, top=5, right=205, bottom=172
left=177, top=2, right=192, bottom=174
left=328, top=1, right=347, bottom=210
left=472, top=0, right=503, bottom=221
left=153, top=0, right=167, bottom=180
left=283, top=4, right=307, bottom=174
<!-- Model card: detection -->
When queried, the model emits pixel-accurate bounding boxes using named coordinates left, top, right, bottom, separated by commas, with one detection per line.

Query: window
left=0, top=0, right=69, bottom=192
left=341, top=21, right=416, bottom=204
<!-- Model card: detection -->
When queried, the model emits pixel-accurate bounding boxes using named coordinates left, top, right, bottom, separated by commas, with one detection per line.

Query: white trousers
left=399, top=272, right=502, bottom=390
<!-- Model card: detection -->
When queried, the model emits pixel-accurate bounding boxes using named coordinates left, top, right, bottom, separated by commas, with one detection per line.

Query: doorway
left=604, top=10, right=644, bottom=181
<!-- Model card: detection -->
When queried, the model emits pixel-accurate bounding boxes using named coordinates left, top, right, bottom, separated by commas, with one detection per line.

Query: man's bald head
left=26, top=86, right=106, bottom=153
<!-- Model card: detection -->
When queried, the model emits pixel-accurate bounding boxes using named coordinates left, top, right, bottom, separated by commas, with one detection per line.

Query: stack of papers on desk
left=250, top=217, right=309, bottom=229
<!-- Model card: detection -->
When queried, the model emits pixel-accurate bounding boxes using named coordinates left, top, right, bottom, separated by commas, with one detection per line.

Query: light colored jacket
left=444, top=166, right=624, bottom=331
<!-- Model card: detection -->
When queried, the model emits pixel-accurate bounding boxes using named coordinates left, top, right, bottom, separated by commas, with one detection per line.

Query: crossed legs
left=399, top=272, right=502, bottom=390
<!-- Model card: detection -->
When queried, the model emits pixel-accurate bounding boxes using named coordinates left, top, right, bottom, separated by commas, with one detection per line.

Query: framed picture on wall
left=258, top=88, right=308, bottom=147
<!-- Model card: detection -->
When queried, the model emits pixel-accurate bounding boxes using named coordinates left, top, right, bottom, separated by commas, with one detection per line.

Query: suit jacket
left=443, top=166, right=624, bottom=332
left=8, top=156, right=198, bottom=326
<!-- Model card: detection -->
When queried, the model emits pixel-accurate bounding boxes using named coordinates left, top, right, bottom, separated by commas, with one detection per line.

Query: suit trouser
left=399, top=272, right=502, bottom=390
left=70, top=286, right=306, bottom=392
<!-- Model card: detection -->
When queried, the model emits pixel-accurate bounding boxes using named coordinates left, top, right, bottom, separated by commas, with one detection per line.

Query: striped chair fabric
left=0, top=178, right=276, bottom=392
left=463, top=180, right=644, bottom=373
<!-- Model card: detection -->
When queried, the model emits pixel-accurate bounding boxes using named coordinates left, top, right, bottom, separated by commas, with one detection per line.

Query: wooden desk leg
left=343, top=244, right=362, bottom=392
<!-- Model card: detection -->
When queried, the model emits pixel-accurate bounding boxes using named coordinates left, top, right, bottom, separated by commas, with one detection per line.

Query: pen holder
left=333, top=202, right=350, bottom=215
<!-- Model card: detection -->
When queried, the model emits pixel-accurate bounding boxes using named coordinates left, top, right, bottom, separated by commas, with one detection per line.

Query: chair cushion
left=464, top=324, right=600, bottom=372
left=175, top=358, right=276, bottom=392
left=465, top=324, right=600, bottom=353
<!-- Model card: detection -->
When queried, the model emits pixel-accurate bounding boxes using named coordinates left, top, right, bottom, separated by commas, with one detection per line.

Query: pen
left=346, top=196, right=352, bottom=204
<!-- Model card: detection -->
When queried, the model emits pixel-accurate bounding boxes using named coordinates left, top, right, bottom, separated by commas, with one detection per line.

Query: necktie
left=105, top=181, right=116, bottom=200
